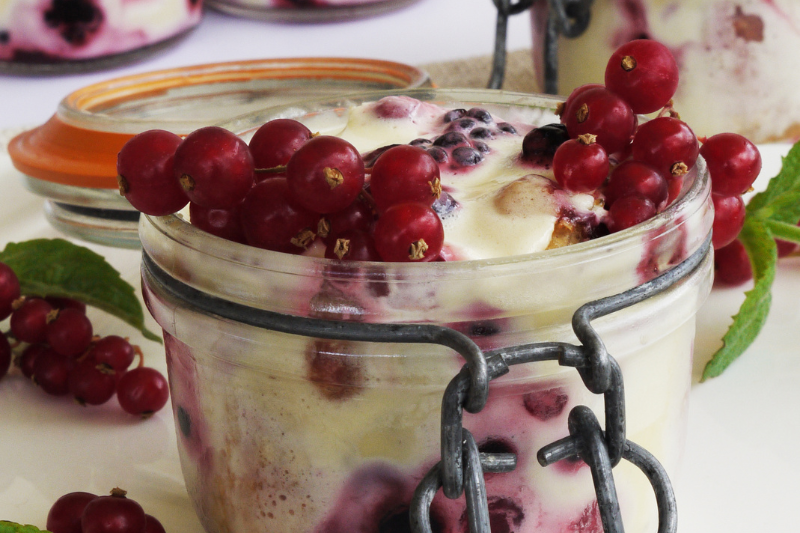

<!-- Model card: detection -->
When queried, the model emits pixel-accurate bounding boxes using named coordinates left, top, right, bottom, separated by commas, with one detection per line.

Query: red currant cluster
left=47, top=488, right=163, bottom=533
left=0, top=261, right=169, bottom=417
left=549, top=39, right=761, bottom=243
left=118, top=120, right=445, bottom=262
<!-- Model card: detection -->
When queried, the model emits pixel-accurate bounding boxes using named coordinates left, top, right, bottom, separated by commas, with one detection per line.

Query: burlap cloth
left=419, top=48, right=539, bottom=93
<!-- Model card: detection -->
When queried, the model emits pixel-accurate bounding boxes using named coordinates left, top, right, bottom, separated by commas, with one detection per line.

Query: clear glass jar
left=0, top=0, right=203, bottom=74
left=530, top=0, right=800, bottom=143
left=206, top=0, right=422, bottom=22
left=139, top=89, right=713, bottom=533
left=7, top=58, right=430, bottom=248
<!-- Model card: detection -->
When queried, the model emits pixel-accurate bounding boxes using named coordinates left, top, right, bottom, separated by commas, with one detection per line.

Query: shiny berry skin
left=286, top=135, right=365, bottom=214
left=373, top=203, right=444, bottom=262
left=714, top=239, right=753, bottom=287
left=607, top=196, right=657, bottom=233
left=45, top=296, right=87, bottom=314
left=630, top=117, right=699, bottom=179
left=19, top=343, right=48, bottom=379
left=189, top=201, right=246, bottom=244
left=552, top=135, right=610, bottom=193
left=47, top=491, right=98, bottom=533
left=560, top=83, right=604, bottom=115
left=239, top=177, right=320, bottom=254
left=69, top=358, right=117, bottom=406
left=605, top=39, right=680, bottom=114
left=117, top=367, right=170, bottom=417
left=116, top=130, right=188, bottom=216
left=33, top=349, right=74, bottom=396
left=0, top=261, right=20, bottom=320
left=320, top=194, right=376, bottom=244
left=10, top=297, right=53, bottom=344
left=46, top=308, right=93, bottom=357
left=711, top=194, right=746, bottom=250
left=143, top=516, right=166, bottom=533
left=521, top=123, right=569, bottom=163
left=174, top=126, right=255, bottom=209
left=604, top=160, right=668, bottom=209
left=325, top=230, right=382, bottom=262
left=370, top=145, right=441, bottom=212
left=81, top=490, right=146, bottom=533
left=0, top=332, right=10, bottom=381
left=700, top=133, right=762, bottom=196
left=561, top=86, right=637, bottom=155
left=89, top=335, right=136, bottom=373
left=249, top=118, right=313, bottom=172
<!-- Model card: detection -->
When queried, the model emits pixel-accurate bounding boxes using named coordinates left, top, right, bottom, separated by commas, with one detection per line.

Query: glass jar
left=139, top=89, right=713, bottom=533
left=7, top=58, right=430, bottom=248
left=0, top=0, right=203, bottom=74
left=530, top=0, right=800, bottom=143
left=206, top=0, right=422, bottom=23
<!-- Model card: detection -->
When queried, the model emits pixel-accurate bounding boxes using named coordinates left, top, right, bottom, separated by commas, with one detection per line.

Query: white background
left=1, top=2, right=798, bottom=532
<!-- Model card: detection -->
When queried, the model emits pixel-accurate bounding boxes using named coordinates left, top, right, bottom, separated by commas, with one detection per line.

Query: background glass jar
left=206, top=0, right=422, bottom=23
left=7, top=58, right=430, bottom=248
left=140, top=89, right=713, bottom=533
left=529, top=0, right=800, bottom=143
left=0, top=0, right=203, bottom=74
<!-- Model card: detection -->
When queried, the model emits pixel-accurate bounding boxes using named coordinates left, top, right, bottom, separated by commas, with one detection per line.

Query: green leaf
left=746, top=141, right=800, bottom=216
left=0, top=522, right=50, bottom=533
left=702, top=219, right=776, bottom=380
left=0, top=239, right=161, bottom=343
left=766, top=219, right=800, bottom=243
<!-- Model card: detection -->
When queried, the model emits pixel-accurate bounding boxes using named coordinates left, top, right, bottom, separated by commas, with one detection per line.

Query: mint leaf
left=0, top=522, right=50, bottom=533
left=766, top=219, right=800, bottom=243
left=746, top=141, right=800, bottom=217
left=702, top=219, right=776, bottom=379
left=0, top=239, right=160, bottom=343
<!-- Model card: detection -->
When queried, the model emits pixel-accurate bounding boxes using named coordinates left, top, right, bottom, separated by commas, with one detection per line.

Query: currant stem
left=254, top=165, right=288, bottom=174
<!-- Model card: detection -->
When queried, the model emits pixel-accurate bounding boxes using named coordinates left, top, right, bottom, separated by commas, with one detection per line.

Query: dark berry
left=81, top=489, right=146, bottom=533
left=0, top=261, right=20, bottom=320
left=19, top=343, right=49, bottom=379
left=433, top=132, right=469, bottom=148
left=117, top=367, right=170, bottom=417
left=47, top=492, right=98, bottom=533
left=87, top=335, right=135, bottom=373
left=249, top=118, right=313, bottom=171
left=431, top=191, right=460, bottom=219
left=68, top=358, right=117, bottom=406
left=467, top=107, right=493, bottom=123
left=427, top=147, right=449, bottom=163
left=443, top=109, right=467, bottom=123
left=143, top=516, right=166, bottom=533
left=0, top=332, right=10, bottom=381
left=469, top=127, right=494, bottom=140
left=604, top=160, right=668, bottom=209
left=33, top=349, right=74, bottom=396
left=605, top=39, right=680, bottom=114
left=521, top=123, right=569, bottom=163
left=452, top=146, right=483, bottom=167
left=496, top=122, right=517, bottom=134
left=46, top=308, right=93, bottom=358
left=714, top=239, right=753, bottom=287
left=10, top=297, right=54, bottom=344
left=44, top=296, right=87, bottom=314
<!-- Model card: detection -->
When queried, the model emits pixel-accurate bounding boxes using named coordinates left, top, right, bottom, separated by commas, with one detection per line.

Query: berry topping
left=553, top=134, right=610, bottom=193
left=604, top=39, right=680, bottom=114
left=249, top=118, right=313, bottom=172
left=370, top=145, right=441, bottom=212
left=561, top=86, right=637, bottom=155
left=604, top=160, right=668, bottom=210
left=521, top=123, right=569, bottom=163
left=630, top=117, right=699, bottom=179
left=372, top=203, right=444, bottom=262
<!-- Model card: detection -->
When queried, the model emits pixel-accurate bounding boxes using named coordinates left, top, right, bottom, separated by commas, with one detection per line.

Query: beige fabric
left=419, top=48, right=539, bottom=93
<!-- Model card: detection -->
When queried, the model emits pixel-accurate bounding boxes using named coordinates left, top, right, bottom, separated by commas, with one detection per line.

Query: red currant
left=174, top=126, right=255, bottom=209
left=47, top=492, right=98, bottom=533
left=116, top=130, right=188, bottom=216
left=45, top=296, right=87, bottom=314
left=605, top=39, right=679, bottom=114
left=553, top=134, right=610, bottom=193
left=117, top=367, right=170, bottom=417
left=0, top=261, right=20, bottom=320
left=286, top=135, right=365, bottom=214
left=0, top=332, right=10, bottom=381
left=143, top=516, right=166, bottom=533
left=630, top=116, right=699, bottom=179
left=10, top=297, right=53, bottom=344
left=559, top=84, right=604, bottom=116
left=324, top=230, right=382, bottom=262
left=189, top=201, right=246, bottom=244
left=369, top=145, right=441, bottom=212
left=561, top=86, right=637, bottom=155
left=711, top=194, right=746, bottom=250
left=81, top=489, right=146, bottom=533
left=320, top=193, right=376, bottom=244
left=68, top=358, right=117, bottom=406
left=607, top=196, right=657, bottom=233
left=46, top=308, right=94, bottom=357
left=19, top=343, right=49, bottom=379
left=373, top=203, right=444, bottom=262
left=33, top=348, right=73, bottom=396
left=249, top=118, right=313, bottom=172
left=239, top=178, right=320, bottom=254
left=714, top=239, right=753, bottom=287
left=604, top=160, right=668, bottom=210
left=89, top=335, right=136, bottom=373
left=700, top=133, right=762, bottom=196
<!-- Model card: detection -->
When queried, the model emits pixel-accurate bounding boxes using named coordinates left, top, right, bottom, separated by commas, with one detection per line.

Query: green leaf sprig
left=0, top=522, right=49, bottom=533
left=703, top=141, right=800, bottom=379
left=0, top=239, right=161, bottom=343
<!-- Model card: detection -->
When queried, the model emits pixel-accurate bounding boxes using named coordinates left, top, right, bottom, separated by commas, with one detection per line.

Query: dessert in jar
left=138, top=88, right=713, bottom=533
left=530, top=0, right=800, bottom=142
left=205, top=0, right=422, bottom=22
left=0, top=0, right=203, bottom=73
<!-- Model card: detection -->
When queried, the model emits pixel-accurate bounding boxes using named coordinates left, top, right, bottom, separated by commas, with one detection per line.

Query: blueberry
left=362, top=144, right=400, bottom=167
left=427, top=146, right=449, bottom=163
left=433, top=131, right=469, bottom=148
left=469, top=127, right=494, bottom=140
left=467, top=107, right=493, bottom=123
left=431, top=191, right=460, bottom=218
left=497, top=122, right=518, bottom=135
left=474, top=141, right=490, bottom=154
left=521, top=123, right=569, bottom=162
left=446, top=117, right=477, bottom=133
left=443, top=109, right=467, bottom=123
left=44, top=0, right=103, bottom=45
left=452, top=146, right=483, bottom=167
left=409, top=138, right=432, bottom=147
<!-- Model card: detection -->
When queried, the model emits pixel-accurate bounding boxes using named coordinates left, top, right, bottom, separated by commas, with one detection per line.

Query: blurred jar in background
left=0, top=0, right=203, bottom=73
left=530, top=0, right=800, bottom=143
left=206, top=0, right=421, bottom=22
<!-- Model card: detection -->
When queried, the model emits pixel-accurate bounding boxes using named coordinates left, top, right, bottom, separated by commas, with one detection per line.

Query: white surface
left=0, top=4, right=798, bottom=532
